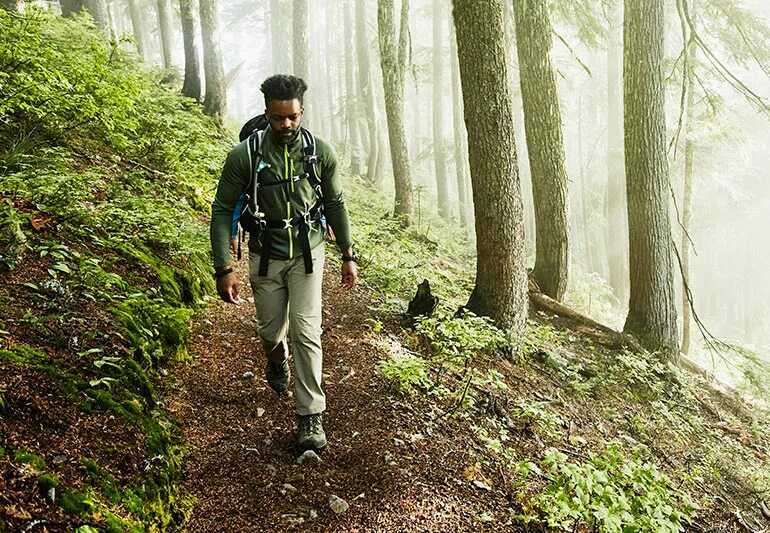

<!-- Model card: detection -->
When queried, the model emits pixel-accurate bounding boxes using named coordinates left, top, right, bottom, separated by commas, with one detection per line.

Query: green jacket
left=210, top=127, right=352, bottom=268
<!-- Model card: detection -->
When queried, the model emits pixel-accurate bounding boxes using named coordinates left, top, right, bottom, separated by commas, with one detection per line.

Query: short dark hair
left=260, top=74, right=308, bottom=106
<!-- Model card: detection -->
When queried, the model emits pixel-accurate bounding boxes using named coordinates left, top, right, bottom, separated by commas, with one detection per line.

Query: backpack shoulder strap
left=300, top=128, right=323, bottom=201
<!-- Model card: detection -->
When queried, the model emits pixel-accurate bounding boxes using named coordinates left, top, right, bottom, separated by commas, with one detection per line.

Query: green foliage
left=0, top=345, right=47, bottom=365
left=416, top=311, right=508, bottom=363
left=378, top=355, right=433, bottom=394
left=518, top=445, right=696, bottom=532
left=37, top=473, right=59, bottom=493
left=0, top=199, right=28, bottom=269
left=14, top=449, right=46, bottom=471
left=564, top=271, right=622, bottom=328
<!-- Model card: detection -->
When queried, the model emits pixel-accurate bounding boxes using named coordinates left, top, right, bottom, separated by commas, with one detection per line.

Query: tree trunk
left=271, top=0, right=291, bottom=74
left=378, top=0, right=414, bottom=224
left=513, top=0, right=570, bottom=300
left=452, top=0, right=528, bottom=334
left=179, top=0, right=201, bottom=101
left=623, top=0, right=678, bottom=360
left=292, top=0, right=309, bottom=80
left=200, top=0, right=226, bottom=123
left=449, top=20, right=469, bottom=230
left=1, top=0, right=21, bottom=11
left=85, top=0, right=110, bottom=33
left=156, top=0, right=174, bottom=68
left=432, top=0, right=451, bottom=221
left=356, top=0, right=382, bottom=185
left=606, top=0, right=628, bottom=306
left=344, top=0, right=361, bottom=174
left=127, top=0, right=149, bottom=59
left=60, top=0, right=84, bottom=17
left=681, top=3, right=698, bottom=355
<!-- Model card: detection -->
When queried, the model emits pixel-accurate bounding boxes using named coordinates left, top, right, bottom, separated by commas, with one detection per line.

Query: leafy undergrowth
left=0, top=9, right=229, bottom=531
left=346, top=178, right=770, bottom=531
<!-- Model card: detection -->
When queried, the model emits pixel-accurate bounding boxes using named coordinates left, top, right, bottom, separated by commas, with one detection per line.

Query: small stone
left=296, top=450, right=322, bottom=465
left=472, top=480, right=492, bottom=491
left=51, top=455, right=67, bottom=465
left=46, top=487, right=56, bottom=502
left=478, top=510, right=495, bottom=522
left=329, top=494, right=349, bottom=514
left=283, top=483, right=298, bottom=493
left=256, top=408, right=265, bottom=417
left=286, top=473, right=305, bottom=483
left=242, top=371, right=254, bottom=379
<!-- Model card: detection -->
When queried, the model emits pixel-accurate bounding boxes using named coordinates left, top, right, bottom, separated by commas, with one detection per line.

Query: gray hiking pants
left=248, top=245, right=325, bottom=416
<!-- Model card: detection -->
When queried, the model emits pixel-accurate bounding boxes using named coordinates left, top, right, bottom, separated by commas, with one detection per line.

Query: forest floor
left=167, top=257, right=519, bottom=532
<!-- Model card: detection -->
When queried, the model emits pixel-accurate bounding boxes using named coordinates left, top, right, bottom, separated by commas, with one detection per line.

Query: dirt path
left=163, top=257, right=517, bottom=532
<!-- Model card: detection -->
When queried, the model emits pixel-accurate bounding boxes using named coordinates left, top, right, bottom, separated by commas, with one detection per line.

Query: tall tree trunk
left=200, top=0, right=226, bottom=123
left=513, top=0, right=570, bottom=300
left=180, top=0, right=201, bottom=101
left=681, top=18, right=697, bottom=355
left=1, top=0, right=21, bottom=11
left=127, top=0, right=149, bottom=59
left=60, top=0, right=84, bottom=17
left=344, top=0, right=361, bottom=174
left=292, top=0, right=309, bottom=80
left=606, top=0, right=628, bottom=306
left=378, top=0, right=414, bottom=224
left=356, top=0, right=381, bottom=185
left=156, top=0, right=173, bottom=68
left=452, top=0, right=528, bottom=334
left=85, top=0, right=110, bottom=33
left=449, top=20, right=469, bottom=230
left=432, top=0, right=451, bottom=221
left=623, top=0, right=678, bottom=360
left=271, top=0, right=291, bottom=74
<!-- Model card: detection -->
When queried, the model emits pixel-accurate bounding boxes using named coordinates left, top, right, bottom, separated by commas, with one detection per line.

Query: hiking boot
left=266, top=358, right=290, bottom=394
left=297, top=413, right=327, bottom=450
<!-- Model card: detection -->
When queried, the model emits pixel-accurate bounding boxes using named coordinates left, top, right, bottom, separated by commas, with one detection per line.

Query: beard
left=279, top=127, right=300, bottom=144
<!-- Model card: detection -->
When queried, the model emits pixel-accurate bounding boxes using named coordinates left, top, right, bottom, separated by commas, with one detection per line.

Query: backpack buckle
left=281, top=219, right=293, bottom=230
left=304, top=154, right=321, bottom=165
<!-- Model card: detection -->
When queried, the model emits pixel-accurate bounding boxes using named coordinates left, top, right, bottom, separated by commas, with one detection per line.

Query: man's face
left=265, top=99, right=303, bottom=144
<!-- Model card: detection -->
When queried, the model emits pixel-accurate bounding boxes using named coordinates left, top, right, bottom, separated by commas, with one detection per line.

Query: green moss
left=83, top=458, right=121, bottom=504
left=60, top=490, right=91, bottom=515
left=0, top=345, right=46, bottom=365
left=37, top=473, right=59, bottom=493
left=121, top=359, right=156, bottom=408
left=0, top=445, right=5, bottom=458
left=14, top=449, right=46, bottom=471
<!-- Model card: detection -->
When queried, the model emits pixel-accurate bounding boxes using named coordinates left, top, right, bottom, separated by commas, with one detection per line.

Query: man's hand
left=216, top=271, right=239, bottom=303
left=341, top=261, right=358, bottom=290
left=229, top=237, right=237, bottom=256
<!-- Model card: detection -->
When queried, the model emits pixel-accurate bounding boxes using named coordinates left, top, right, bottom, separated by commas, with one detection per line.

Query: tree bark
left=292, top=0, right=309, bottom=80
left=127, top=0, right=149, bottom=59
left=681, top=2, right=698, bottom=355
left=606, top=0, right=628, bottom=307
left=200, top=0, right=226, bottom=123
left=1, top=0, right=21, bottom=11
left=180, top=0, right=201, bottom=101
left=623, top=0, right=678, bottom=360
left=356, top=0, right=382, bottom=185
left=344, top=0, right=361, bottom=174
left=378, top=0, right=414, bottom=224
left=449, top=20, right=469, bottom=230
left=513, top=0, right=570, bottom=300
left=156, top=0, right=174, bottom=68
left=452, top=0, right=528, bottom=334
left=271, top=0, right=291, bottom=74
left=432, top=0, right=451, bottom=221
left=84, top=0, right=110, bottom=33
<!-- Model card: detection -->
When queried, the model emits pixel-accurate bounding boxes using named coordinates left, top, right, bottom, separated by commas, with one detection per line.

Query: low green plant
left=378, top=355, right=433, bottom=394
left=37, top=473, right=59, bottom=493
left=14, top=449, right=46, bottom=471
left=517, top=445, right=697, bottom=532
left=512, top=401, right=568, bottom=439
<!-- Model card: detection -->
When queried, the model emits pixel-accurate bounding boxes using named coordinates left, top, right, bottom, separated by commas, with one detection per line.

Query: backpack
left=236, top=114, right=325, bottom=277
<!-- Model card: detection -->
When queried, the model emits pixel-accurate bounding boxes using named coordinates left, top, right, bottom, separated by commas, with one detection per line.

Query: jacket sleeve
left=317, top=140, right=352, bottom=251
left=211, top=143, right=250, bottom=268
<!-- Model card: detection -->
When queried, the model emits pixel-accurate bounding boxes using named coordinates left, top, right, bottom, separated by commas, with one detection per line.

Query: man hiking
left=210, top=74, right=358, bottom=451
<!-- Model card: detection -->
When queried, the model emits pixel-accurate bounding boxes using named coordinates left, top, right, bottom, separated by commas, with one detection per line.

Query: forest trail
left=164, top=257, right=514, bottom=532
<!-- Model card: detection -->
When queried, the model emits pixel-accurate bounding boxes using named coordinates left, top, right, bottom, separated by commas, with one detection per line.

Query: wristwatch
left=341, top=250, right=359, bottom=263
